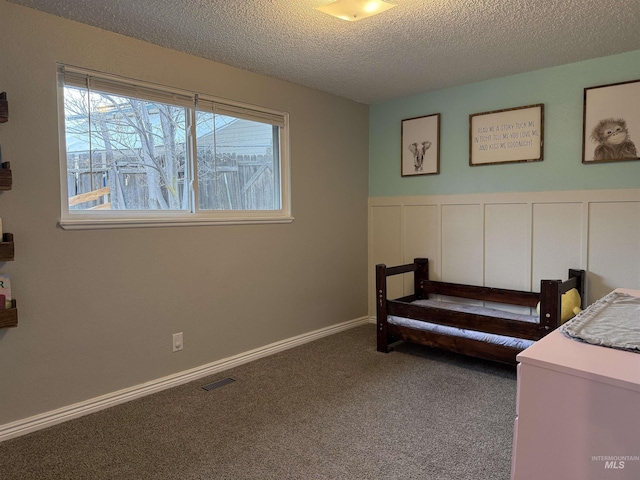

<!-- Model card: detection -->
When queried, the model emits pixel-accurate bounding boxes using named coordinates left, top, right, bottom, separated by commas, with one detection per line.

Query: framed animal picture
left=401, top=113, right=440, bottom=176
left=583, top=79, right=640, bottom=164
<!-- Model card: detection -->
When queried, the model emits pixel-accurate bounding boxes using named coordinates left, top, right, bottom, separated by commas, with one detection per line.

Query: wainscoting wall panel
left=370, top=205, right=404, bottom=301
left=531, top=202, right=584, bottom=289
left=588, top=201, right=640, bottom=301
left=485, top=203, right=531, bottom=291
left=403, top=205, right=439, bottom=295
left=441, top=204, right=484, bottom=286
left=369, top=189, right=640, bottom=316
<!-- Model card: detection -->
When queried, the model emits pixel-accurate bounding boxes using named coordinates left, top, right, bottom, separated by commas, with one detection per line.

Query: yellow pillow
left=536, top=288, right=581, bottom=324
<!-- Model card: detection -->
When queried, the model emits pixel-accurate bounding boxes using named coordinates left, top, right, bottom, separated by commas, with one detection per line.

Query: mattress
left=388, top=298, right=537, bottom=350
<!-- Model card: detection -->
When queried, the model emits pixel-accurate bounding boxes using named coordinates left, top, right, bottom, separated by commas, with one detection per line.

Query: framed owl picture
left=582, top=79, right=640, bottom=164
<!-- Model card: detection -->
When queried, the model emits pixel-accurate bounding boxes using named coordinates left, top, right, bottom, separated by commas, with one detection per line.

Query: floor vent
left=202, top=377, right=235, bottom=391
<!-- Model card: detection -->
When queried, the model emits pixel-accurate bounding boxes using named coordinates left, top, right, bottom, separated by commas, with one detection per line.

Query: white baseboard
left=0, top=316, right=369, bottom=442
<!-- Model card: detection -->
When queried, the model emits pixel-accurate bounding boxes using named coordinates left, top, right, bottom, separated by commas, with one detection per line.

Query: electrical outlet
left=172, top=332, right=183, bottom=352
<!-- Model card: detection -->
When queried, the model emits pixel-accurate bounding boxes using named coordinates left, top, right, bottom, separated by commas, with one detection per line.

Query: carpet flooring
left=0, top=324, right=517, bottom=479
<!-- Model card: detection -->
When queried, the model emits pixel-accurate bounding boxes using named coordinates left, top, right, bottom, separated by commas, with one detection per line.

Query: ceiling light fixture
left=315, top=0, right=397, bottom=22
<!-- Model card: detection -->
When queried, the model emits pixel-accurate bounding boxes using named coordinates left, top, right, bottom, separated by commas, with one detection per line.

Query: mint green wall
left=370, top=50, right=640, bottom=197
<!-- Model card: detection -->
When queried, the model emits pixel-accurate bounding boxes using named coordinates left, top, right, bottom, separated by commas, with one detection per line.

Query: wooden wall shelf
left=0, top=299, right=17, bottom=328
left=0, top=233, right=14, bottom=261
left=0, top=162, right=12, bottom=190
left=0, top=92, right=7, bottom=123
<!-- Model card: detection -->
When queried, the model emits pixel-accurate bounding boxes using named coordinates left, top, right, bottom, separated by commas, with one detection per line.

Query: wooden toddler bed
left=376, top=258, right=585, bottom=364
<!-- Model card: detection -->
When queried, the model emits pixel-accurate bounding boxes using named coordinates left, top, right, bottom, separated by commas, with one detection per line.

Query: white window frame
left=57, top=65, right=292, bottom=230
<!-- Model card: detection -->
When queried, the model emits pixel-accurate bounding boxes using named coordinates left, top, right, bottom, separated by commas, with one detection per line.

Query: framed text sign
left=469, top=104, right=544, bottom=166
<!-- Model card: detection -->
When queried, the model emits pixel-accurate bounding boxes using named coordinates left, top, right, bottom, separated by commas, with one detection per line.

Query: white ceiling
left=8, top=0, right=640, bottom=104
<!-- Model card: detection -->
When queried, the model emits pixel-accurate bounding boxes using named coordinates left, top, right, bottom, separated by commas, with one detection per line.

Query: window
left=57, top=65, right=291, bottom=229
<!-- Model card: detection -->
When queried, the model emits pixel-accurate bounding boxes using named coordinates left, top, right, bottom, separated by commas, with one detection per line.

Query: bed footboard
left=538, top=268, right=585, bottom=332
left=376, top=258, right=430, bottom=353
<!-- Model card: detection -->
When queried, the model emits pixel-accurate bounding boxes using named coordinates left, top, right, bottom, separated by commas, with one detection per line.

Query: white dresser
left=511, top=289, right=640, bottom=480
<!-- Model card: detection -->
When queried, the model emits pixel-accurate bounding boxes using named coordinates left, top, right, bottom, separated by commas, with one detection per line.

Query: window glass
left=196, top=113, right=280, bottom=211
left=64, top=86, right=189, bottom=211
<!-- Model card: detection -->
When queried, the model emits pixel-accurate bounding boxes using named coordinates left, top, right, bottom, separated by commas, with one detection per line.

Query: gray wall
left=0, top=1, right=369, bottom=425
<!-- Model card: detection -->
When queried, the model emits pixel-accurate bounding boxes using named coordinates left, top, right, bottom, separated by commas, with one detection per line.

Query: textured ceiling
left=8, top=0, right=640, bottom=104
